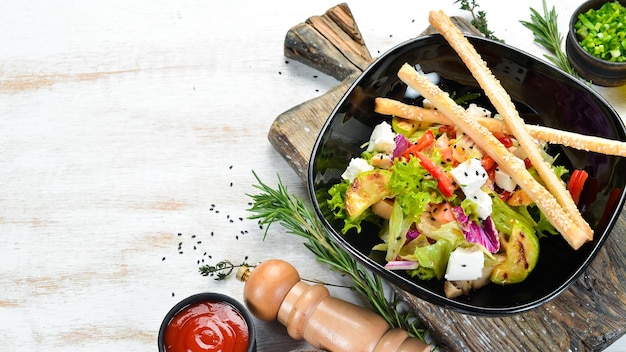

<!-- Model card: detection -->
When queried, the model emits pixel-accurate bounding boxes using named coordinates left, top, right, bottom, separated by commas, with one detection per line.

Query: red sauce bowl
left=158, top=293, right=257, bottom=352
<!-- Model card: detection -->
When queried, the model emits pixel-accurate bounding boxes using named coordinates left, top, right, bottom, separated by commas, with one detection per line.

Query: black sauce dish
left=566, top=0, right=626, bottom=86
left=307, top=34, right=626, bottom=315
left=158, top=292, right=257, bottom=352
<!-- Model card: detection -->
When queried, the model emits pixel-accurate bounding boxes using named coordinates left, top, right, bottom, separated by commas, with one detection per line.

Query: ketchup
left=164, top=300, right=249, bottom=352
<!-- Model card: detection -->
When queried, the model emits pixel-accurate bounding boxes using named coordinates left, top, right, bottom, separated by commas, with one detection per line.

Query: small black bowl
left=308, top=34, right=626, bottom=315
left=158, top=292, right=257, bottom=352
left=566, top=0, right=626, bottom=86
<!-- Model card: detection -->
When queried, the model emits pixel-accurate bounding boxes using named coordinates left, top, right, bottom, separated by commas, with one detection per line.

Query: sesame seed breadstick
left=374, top=97, right=626, bottom=157
left=398, top=63, right=590, bottom=250
left=428, top=10, right=593, bottom=242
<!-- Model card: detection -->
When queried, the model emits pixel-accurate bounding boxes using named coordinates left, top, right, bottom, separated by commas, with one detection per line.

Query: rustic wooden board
left=269, top=3, right=626, bottom=351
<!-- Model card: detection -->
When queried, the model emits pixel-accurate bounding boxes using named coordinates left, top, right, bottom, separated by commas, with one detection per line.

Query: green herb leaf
left=520, top=0, right=579, bottom=76
left=455, top=0, right=503, bottom=42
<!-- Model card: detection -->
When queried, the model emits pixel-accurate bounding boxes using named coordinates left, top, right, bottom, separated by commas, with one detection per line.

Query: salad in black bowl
left=308, top=33, right=626, bottom=315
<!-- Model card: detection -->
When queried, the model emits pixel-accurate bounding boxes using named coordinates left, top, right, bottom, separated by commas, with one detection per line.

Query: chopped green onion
left=575, top=1, right=626, bottom=62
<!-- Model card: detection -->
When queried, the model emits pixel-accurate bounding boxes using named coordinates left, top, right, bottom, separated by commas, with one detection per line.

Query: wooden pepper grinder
left=236, top=259, right=431, bottom=352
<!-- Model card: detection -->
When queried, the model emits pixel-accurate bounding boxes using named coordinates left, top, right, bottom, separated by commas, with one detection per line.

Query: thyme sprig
left=246, top=171, right=430, bottom=343
left=455, top=0, right=502, bottom=42
left=199, top=260, right=253, bottom=280
left=520, top=0, right=578, bottom=76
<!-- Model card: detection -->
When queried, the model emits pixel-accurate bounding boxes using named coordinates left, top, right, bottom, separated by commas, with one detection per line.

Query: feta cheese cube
left=495, top=167, right=517, bottom=192
left=450, top=158, right=488, bottom=196
left=466, top=103, right=492, bottom=118
left=468, top=188, right=493, bottom=220
left=444, top=246, right=485, bottom=281
left=366, top=122, right=396, bottom=154
left=341, top=158, right=373, bottom=182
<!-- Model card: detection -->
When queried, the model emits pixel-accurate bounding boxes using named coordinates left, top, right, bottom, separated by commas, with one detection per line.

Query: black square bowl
left=308, top=34, right=626, bottom=315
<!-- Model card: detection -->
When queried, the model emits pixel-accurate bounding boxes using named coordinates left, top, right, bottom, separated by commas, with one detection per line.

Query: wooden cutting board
left=269, top=4, right=626, bottom=351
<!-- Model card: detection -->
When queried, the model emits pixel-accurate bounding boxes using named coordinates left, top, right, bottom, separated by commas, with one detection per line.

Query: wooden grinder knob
left=237, top=259, right=430, bottom=352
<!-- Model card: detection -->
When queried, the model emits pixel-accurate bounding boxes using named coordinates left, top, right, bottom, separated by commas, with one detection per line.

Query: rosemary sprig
left=246, top=171, right=430, bottom=343
left=455, top=0, right=503, bottom=42
left=520, top=0, right=578, bottom=76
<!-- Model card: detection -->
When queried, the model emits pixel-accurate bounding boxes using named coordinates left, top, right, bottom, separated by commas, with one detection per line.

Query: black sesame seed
left=172, top=292, right=175, bottom=297
left=162, top=257, right=166, bottom=261
left=177, top=233, right=182, bottom=237
left=229, top=165, right=233, bottom=169
left=475, top=170, right=480, bottom=176
left=464, top=172, right=468, bottom=177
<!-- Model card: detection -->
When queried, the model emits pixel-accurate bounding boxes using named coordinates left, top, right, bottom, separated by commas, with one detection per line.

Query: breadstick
left=428, top=10, right=593, bottom=241
left=375, top=97, right=626, bottom=157
left=397, top=63, right=590, bottom=250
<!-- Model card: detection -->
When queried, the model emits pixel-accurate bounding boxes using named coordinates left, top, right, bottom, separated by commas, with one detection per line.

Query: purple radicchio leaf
left=405, top=229, right=420, bottom=243
left=481, top=216, right=500, bottom=253
left=451, top=206, right=500, bottom=253
left=393, top=134, right=411, bottom=159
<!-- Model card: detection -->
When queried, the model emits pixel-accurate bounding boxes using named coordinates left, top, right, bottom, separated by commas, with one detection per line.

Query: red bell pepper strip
left=400, top=129, right=435, bottom=160
left=568, top=169, right=589, bottom=205
left=497, top=135, right=514, bottom=148
left=415, top=151, right=456, bottom=198
left=481, top=154, right=496, bottom=172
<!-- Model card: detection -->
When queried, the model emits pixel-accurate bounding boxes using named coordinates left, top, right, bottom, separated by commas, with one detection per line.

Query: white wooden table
left=1, top=1, right=624, bottom=351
